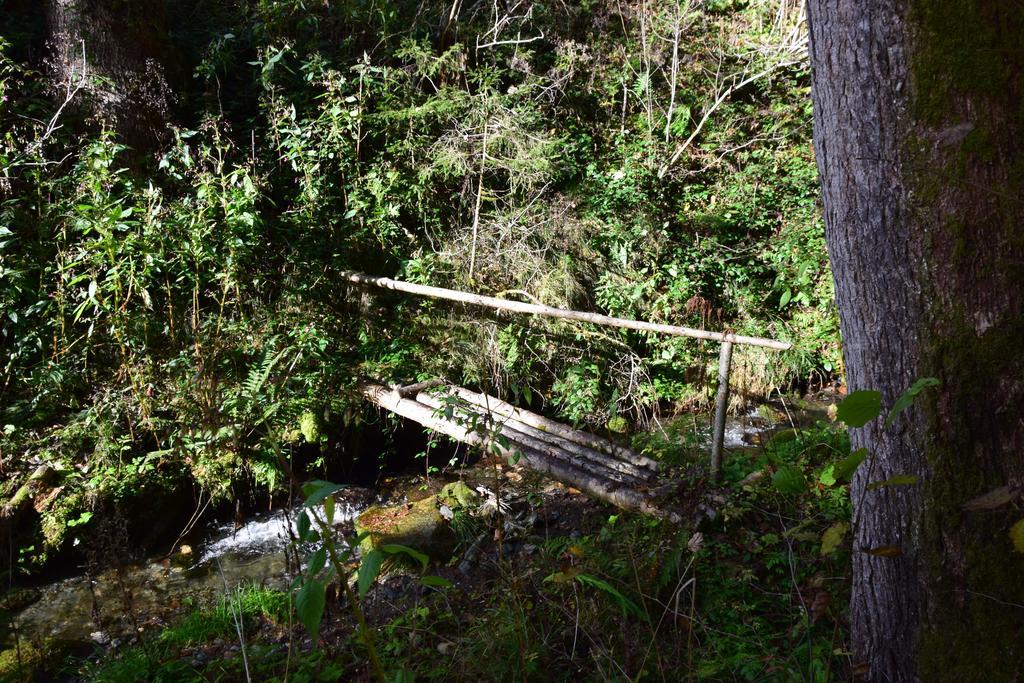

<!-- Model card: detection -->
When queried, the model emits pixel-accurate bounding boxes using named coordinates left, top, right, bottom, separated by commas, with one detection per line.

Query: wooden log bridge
left=361, top=381, right=679, bottom=520
left=343, top=271, right=791, bottom=482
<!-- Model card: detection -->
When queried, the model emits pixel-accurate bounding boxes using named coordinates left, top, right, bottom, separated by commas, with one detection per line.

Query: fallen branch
left=393, top=378, right=445, bottom=398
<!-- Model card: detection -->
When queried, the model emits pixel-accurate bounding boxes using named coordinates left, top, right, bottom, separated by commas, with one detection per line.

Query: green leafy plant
left=292, top=480, right=385, bottom=680
left=291, top=480, right=452, bottom=681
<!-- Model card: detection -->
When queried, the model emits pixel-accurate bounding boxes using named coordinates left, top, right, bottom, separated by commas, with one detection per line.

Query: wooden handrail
left=345, top=270, right=792, bottom=484
left=341, top=271, right=791, bottom=351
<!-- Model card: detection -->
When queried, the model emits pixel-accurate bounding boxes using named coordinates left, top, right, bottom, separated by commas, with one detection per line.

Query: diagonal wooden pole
left=340, top=271, right=792, bottom=350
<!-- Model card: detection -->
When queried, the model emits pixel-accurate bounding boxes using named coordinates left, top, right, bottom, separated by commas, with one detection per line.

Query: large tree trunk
left=807, top=2, right=1024, bottom=680
left=45, top=0, right=174, bottom=151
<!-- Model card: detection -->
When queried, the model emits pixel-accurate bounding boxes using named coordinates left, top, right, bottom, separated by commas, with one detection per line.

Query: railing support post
left=710, top=341, right=733, bottom=482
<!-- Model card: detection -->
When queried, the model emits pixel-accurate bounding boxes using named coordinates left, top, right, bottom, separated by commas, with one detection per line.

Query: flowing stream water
left=8, top=497, right=369, bottom=646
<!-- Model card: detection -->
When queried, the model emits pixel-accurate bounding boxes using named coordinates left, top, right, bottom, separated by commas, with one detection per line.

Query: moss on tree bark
left=808, top=0, right=1024, bottom=679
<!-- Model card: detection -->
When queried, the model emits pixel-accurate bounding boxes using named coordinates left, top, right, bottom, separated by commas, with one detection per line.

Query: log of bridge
left=418, top=387, right=657, bottom=481
left=413, top=392, right=652, bottom=487
left=341, top=271, right=792, bottom=351
left=393, top=378, right=445, bottom=397
left=447, top=386, right=658, bottom=471
left=359, top=383, right=676, bottom=520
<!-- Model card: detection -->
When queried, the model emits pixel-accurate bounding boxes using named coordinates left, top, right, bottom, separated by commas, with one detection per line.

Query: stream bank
left=2, top=394, right=842, bottom=680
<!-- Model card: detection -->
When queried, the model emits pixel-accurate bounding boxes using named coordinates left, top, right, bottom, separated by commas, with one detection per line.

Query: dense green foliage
left=0, top=1, right=834, bottom=571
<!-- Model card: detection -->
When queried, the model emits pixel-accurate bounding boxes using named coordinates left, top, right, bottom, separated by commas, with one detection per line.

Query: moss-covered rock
left=766, top=428, right=799, bottom=447
left=756, top=404, right=786, bottom=423
left=0, top=642, right=46, bottom=682
left=0, top=587, right=40, bottom=612
left=298, top=411, right=320, bottom=444
left=439, top=481, right=480, bottom=510
left=354, top=495, right=456, bottom=560
left=606, top=415, right=629, bottom=434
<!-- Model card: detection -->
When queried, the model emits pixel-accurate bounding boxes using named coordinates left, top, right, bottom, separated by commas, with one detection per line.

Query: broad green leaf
left=296, top=511, right=312, bottom=542
left=575, top=573, right=644, bottom=618
left=867, top=474, right=919, bottom=490
left=392, top=669, right=415, bottom=683
left=380, top=544, right=429, bottom=570
left=301, top=480, right=323, bottom=497
left=420, top=575, right=454, bottom=589
left=835, top=448, right=868, bottom=482
left=544, top=566, right=582, bottom=583
left=1010, top=520, right=1024, bottom=554
left=836, top=391, right=882, bottom=427
left=296, top=579, right=326, bottom=645
left=772, top=465, right=806, bottom=494
left=307, top=548, right=327, bottom=577
left=303, top=480, right=347, bottom=508
left=323, top=495, right=335, bottom=526
left=358, top=549, right=386, bottom=598
left=820, top=522, right=849, bottom=556
left=67, top=511, right=93, bottom=527
left=779, top=289, right=792, bottom=308
left=884, top=377, right=939, bottom=428
left=818, top=465, right=837, bottom=487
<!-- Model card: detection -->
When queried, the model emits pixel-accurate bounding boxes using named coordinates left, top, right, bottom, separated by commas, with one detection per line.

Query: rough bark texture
left=807, top=1, right=1024, bottom=680
left=46, top=0, right=174, bottom=151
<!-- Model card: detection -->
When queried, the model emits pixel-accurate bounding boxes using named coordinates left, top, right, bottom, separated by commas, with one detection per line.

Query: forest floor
left=2, top=399, right=854, bottom=682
